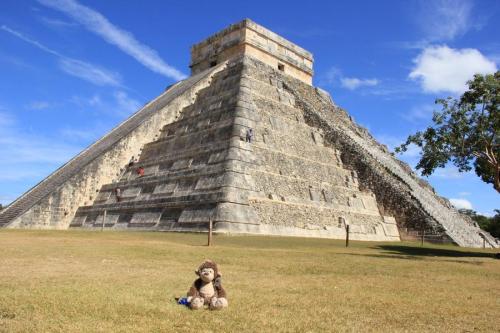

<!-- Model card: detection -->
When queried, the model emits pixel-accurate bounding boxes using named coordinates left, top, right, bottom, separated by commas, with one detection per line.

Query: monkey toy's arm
left=216, top=284, right=226, bottom=299
left=187, top=279, right=201, bottom=302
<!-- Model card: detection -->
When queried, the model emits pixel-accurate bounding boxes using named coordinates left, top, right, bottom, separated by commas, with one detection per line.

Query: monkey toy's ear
left=195, top=270, right=200, bottom=276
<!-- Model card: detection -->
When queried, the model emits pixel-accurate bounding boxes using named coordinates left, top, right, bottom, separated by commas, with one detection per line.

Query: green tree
left=486, top=210, right=500, bottom=238
left=460, top=209, right=500, bottom=238
left=396, top=71, right=499, bottom=193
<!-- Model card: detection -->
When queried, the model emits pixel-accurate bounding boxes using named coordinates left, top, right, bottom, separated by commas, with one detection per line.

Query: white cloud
left=39, top=16, right=77, bottom=28
left=449, top=198, right=473, bottom=210
left=1, top=25, right=123, bottom=87
left=89, top=94, right=102, bottom=107
left=0, top=110, right=80, bottom=181
left=59, top=126, right=103, bottom=142
left=0, top=96, right=140, bottom=184
left=59, top=58, right=122, bottom=86
left=458, top=191, right=471, bottom=196
left=1, top=25, right=62, bottom=57
left=0, top=110, right=14, bottom=126
left=409, top=45, right=497, bottom=94
left=0, top=130, right=78, bottom=165
left=340, top=77, right=379, bottom=90
left=430, top=166, right=466, bottom=179
left=69, top=91, right=142, bottom=117
left=27, top=101, right=51, bottom=110
left=322, top=67, right=380, bottom=91
left=60, top=128, right=96, bottom=141
left=113, top=91, right=141, bottom=115
left=38, top=0, right=187, bottom=81
left=323, top=67, right=341, bottom=85
left=417, top=0, right=477, bottom=41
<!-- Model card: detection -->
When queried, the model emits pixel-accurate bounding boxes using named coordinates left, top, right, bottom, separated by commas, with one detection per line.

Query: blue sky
left=0, top=0, right=498, bottom=215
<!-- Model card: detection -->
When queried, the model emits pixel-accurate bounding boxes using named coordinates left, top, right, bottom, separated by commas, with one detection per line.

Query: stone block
left=95, top=214, right=119, bottom=226
left=269, top=116, right=282, bottom=130
left=309, top=188, right=321, bottom=202
left=348, top=224, right=363, bottom=233
left=130, top=212, right=161, bottom=225
left=178, top=206, right=215, bottom=223
left=95, top=191, right=111, bottom=202
left=71, top=215, right=86, bottom=227
left=159, top=208, right=183, bottom=224
left=311, top=131, right=323, bottom=146
left=220, top=189, right=251, bottom=204
left=361, top=196, right=379, bottom=212
left=195, top=175, right=224, bottom=190
left=171, top=159, right=192, bottom=171
left=383, top=216, right=397, bottom=224
left=144, top=165, right=159, bottom=176
left=348, top=197, right=365, bottom=211
left=226, top=147, right=255, bottom=163
left=382, top=221, right=400, bottom=237
left=222, top=172, right=254, bottom=190
left=208, top=151, right=227, bottom=164
left=175, top=178, right=197, bottom=192
left=214, top=202, right=259, bottom=224
left=154, top=183, right=177, bottom=194
left=122, top=187, right=141, bottom=198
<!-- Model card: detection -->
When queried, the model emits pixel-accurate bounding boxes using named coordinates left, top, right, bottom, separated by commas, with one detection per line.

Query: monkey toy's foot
left=209, top=297, right=228, bottom=310
left=190, top=297, right=204, bottom=310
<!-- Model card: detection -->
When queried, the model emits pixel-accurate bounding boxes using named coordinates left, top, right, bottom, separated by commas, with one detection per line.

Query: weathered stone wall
left=226, top=57, right=401, bottom=241
left=243, top=44, right=313, bottom=85
left=190, top=19, right=313, bottom=84
left=71, top=59, right=259, bottom=231
left=239, top=57, right=496, bottom=248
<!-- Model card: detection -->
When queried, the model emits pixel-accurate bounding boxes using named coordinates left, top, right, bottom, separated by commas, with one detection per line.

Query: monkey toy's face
left=199, top=267, right=215, bottom=283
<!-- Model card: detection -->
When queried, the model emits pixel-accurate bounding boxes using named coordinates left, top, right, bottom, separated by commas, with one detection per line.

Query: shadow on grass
left=342, top=252, right=485, bottom=266
left=337, top=244, right=497, bottom=266
left=374, top=245, right=495, bottom=259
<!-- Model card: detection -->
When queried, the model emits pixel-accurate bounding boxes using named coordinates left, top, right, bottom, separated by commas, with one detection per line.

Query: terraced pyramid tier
left=71, top=58, right=400, bottom=242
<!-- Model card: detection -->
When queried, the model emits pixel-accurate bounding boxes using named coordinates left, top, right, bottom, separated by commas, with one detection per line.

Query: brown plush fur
left=187, top=260, right=227, bottom=310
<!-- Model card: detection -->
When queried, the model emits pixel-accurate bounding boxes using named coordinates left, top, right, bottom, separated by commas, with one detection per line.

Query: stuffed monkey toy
left=187, top=259, right=228, bottom=310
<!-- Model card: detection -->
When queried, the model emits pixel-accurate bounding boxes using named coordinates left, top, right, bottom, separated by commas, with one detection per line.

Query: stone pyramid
left=1, top=19, right=497, bottom=248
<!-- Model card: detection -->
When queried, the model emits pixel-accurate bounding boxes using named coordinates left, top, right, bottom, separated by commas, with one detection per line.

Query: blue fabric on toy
left=177, top=297, right=189, bottom=306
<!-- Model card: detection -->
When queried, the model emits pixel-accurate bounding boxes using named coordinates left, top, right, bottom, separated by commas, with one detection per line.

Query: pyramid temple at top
left=0, top=19, right=497, bottom=248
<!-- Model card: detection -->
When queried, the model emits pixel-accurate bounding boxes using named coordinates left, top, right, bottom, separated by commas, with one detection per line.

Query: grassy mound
left=0, top=230, right=498, bottom=332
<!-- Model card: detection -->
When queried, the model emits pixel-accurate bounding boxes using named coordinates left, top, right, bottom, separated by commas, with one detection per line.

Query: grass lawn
left=0, top=230, right=498, bottom=332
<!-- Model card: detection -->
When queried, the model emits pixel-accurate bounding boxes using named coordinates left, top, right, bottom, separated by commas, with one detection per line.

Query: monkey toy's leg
left=190, top=297, right=204, bottom=310
left=209, top=297, right=228, bottom=310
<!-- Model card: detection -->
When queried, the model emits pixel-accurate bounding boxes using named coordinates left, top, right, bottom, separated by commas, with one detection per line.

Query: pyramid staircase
left=0, top=64, right=226, bottom=228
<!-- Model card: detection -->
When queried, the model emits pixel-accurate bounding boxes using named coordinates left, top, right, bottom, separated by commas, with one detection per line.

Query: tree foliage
left=459, top=209, right=500, bottom=238
left=396, top=71, right=499, bottom=193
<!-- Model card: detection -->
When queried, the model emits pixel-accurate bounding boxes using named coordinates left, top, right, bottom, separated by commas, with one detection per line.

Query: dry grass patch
left=0, top=230, right=498, bottom=332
